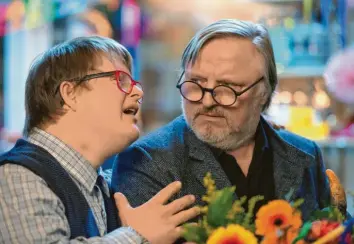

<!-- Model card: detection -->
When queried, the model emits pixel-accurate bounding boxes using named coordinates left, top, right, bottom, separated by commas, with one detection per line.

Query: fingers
left=114, top=192, right=131, bottom=211
left=184, top=222, right=198, bottom=227
left=169, top=226, right=184, bottom=243
left=114, top=192, right=131, bottom=226
left=166, top=195, right=195, bottom=215
left=150, top=181, right=182, bottom=205
left=170, top=206, right=200, bottom=226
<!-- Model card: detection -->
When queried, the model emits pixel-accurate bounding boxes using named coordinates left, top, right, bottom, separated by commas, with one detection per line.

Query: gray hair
left=180, top=19, right=277, bottom=110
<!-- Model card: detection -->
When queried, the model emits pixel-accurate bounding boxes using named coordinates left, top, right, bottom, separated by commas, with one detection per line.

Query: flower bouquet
left=182, top=171, right=353, bottom=244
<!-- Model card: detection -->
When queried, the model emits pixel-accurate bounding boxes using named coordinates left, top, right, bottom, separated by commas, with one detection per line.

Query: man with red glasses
left=112, top=19, right=333, bottom=222
left=0, top=36, right=199, bottom=243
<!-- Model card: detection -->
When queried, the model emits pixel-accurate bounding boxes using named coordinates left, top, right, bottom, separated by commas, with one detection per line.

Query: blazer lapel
left=261, top=117, right=314, bottom=202
left=186, top=127, right=232, bottom=191
left=272, top=151, right=311, bottom=202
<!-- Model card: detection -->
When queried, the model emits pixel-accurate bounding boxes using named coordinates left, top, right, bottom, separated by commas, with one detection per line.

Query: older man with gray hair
left=112, top=19, right=331, bottom=222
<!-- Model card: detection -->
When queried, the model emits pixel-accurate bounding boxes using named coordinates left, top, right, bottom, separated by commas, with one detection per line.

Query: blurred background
left=0, top=0, right=354, bottom=212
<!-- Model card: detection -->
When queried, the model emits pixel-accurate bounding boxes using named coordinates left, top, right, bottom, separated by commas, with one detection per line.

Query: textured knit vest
left=0, top=139, right=120, bottom=238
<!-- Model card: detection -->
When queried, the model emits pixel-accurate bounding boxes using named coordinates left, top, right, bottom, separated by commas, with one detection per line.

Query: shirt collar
left=98, top=168, right=111, bottom=196
left=257, top=121, right=269, bottom=151
left=28, top=128, right=99, bottom=192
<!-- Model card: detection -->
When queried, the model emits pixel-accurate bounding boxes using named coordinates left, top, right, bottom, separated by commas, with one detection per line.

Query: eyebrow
left=216, top=79, right=242, bottom=85
left=186, top=73, right=207, bottom=80
left=186, top=72, right=245, bottom=85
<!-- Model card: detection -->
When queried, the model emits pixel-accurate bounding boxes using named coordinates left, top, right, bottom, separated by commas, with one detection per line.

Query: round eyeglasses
left=176, top=72, right=263, bottom=106
left=57, top=70, right=143, bottom=104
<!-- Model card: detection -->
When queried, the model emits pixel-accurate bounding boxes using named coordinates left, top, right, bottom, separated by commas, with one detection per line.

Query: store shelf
left=316, top=137, right=354, bottom=148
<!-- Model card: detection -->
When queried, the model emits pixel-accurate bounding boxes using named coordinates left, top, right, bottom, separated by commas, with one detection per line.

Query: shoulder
left=276, top=129, right=320, bottom=157
left=0, top=163, right=47, bottom=184
left=121, top=115, right=189, bottom=158
left=115, top=116, right=189, bottom=171
left=134, top=115, right=188, bottom=150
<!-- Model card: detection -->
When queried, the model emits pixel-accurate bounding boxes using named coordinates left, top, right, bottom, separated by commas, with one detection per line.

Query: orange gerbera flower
left=207, top=224, right=258, bottom=244
left=261, top=227, right=305, bottom=244
left=255, top=200, right=302, bottom=237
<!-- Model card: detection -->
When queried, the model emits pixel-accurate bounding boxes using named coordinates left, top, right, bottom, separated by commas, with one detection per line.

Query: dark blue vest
left=0, top=139, right=120, bottom=238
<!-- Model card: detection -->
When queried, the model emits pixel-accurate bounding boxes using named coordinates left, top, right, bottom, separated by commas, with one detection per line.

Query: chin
left=194, top=124, right=218, bottom=140
left=196, top=131, right=234, bottom=150
left=195, top=121, right=218, bottom=133
left=128, top=125, right=140, bottom=142
left=112, top=125, right=139, bottom=148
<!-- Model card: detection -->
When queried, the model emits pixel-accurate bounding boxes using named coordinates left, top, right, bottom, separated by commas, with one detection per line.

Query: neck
left=42, top=120, right=109, bottom=169
left=226, top=135, right=256, bottom=176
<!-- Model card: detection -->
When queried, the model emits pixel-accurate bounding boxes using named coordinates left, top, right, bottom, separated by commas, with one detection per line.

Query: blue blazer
left=112, top=115, right=331, bottom=221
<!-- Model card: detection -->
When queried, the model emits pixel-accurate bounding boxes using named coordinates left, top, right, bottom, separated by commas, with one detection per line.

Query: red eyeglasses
left=74, top=70, right=143, bottom=103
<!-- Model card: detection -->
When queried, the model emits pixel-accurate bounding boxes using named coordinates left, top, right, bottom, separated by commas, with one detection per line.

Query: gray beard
left=181, top=100, right=260, bottom=151
left=191, top=120, right=255, bottom=151
left=182, top=113, right=256, bottom=151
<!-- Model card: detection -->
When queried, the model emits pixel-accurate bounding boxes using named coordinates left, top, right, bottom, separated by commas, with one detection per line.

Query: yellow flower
left=207, top=224, right=257, bottom=244
left=203, top=172, right=216, bottom=201
left=255, top=200, right=302, bottom=237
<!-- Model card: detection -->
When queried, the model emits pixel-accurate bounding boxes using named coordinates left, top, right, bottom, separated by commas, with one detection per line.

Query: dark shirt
left=212, top=122, right=275, bottom=216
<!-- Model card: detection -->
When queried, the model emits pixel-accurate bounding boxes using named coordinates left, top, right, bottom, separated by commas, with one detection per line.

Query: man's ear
left=59, top=81, right=77, bottom=111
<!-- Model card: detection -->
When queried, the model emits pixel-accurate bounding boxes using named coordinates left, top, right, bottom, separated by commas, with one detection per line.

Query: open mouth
left=123, top=108, right=138, bottom=115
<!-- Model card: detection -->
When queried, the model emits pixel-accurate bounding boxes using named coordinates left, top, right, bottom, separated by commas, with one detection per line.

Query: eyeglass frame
left=55, top=70, right=143, bottom=103
left=176, top=71, right=264, bottom=106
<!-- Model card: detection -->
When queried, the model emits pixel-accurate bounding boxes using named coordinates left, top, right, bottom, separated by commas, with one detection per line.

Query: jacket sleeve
left=313, top=142, right=332, bottom=210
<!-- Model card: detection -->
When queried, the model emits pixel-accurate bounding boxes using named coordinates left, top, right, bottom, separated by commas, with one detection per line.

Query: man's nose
left=201, top=88, right=216, bottom=108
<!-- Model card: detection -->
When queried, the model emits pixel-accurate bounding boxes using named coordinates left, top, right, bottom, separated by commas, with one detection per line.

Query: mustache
left=195, top=107, right=225, bottom=117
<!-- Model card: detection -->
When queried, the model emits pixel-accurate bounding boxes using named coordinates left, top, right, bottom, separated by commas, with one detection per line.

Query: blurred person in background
left=324, top=46, right=354, bottom=138
left=112, top=19, right=333, bottom=222
left=0, top=36, right=199, bottom=244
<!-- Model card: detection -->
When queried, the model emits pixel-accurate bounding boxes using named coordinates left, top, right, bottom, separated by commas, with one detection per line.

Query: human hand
left=115, top=181, right=200, bottom=244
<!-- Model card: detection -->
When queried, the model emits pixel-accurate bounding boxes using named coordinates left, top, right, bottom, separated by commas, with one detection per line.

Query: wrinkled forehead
left=184, top=38, right=265, bottom=79
left=184, top=58, right=265, bottom=82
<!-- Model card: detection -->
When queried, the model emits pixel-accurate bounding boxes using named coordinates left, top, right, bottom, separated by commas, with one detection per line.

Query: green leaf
left=310, top=207, right=344, bottom=222
left=292, top=198, right=304, bottom=209
left=182, top=223, right=208, bottom=244
left=243, top=195, right=264, bottom=230
left=292, top=222, right=312, bottom=244
left=233, top=211, right=246, bottom=225
left=207, top=187, right=235, bottom=227
left=310, top=209, right=331, bottom=220
left=284, top=188, right=295, bottom=201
